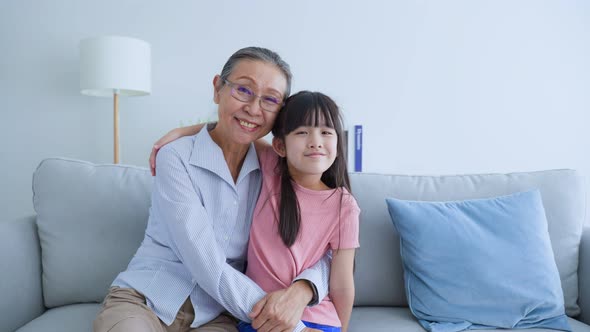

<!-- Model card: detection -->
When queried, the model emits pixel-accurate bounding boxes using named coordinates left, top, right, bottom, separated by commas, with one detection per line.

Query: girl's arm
left=330, top=248, right=356, bottom=332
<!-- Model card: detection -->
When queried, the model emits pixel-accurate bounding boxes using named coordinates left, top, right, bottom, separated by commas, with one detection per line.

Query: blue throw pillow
left=385, top=190, right=571, bottom=332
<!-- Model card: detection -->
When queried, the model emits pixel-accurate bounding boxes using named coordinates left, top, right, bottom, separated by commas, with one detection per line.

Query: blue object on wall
left=354, top=125, right=362, bottom=172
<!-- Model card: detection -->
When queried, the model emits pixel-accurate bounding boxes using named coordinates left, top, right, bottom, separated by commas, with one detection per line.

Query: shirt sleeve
left=329, top=193, right=361, bottom=250
left=293, top=253, right=331, bottom=305
left=153, top=146, right=307, bottom=332
left=257, top=145, right=332, bottom=305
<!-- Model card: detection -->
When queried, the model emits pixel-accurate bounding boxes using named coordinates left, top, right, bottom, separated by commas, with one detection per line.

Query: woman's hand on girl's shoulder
left=149, top=124, right=205, bottom=176
left=253, top=138, right=272, bottom=157
left=149, top=144, right=163, bottom=176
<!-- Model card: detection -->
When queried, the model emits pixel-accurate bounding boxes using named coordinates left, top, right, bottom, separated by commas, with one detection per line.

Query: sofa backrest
left=33, top=158, right=152, bottom=308
left=32, top=159, right=586, bottom=317
left=349, top=170, right=586, bottom=317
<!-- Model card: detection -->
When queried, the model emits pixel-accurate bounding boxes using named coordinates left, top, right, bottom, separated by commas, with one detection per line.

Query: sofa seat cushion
left=348, top=307, right=590, bottom=332
left=16, top=303, right=100, bottom=332
left=14, top=305, right=590, bottom=332
left=349, top=307, right=425, bottom=332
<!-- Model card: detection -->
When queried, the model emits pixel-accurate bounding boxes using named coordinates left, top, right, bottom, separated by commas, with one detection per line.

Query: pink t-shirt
left=246, top=147, right=360, bottom=327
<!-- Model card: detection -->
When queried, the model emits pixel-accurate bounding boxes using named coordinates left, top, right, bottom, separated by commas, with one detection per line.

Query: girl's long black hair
left=271, top=91, right=351, bottom=247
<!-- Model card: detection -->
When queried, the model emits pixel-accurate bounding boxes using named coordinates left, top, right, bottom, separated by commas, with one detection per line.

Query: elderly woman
left=94, top=47, right=328, bottom=332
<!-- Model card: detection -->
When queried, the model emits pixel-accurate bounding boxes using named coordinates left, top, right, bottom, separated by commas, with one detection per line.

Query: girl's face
left=275, top=123, right=338, bottom=186
left=213, top=60, right=287, bottom=146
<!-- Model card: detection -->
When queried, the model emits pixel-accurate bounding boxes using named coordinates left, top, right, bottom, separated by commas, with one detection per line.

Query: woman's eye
left=237, top=86, right=253, bottom=95
left=263, top=96, right=279, bottom=104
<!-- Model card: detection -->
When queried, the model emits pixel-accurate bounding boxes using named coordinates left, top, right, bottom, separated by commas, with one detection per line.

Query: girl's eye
left=295, top=131, right=307, bottom=135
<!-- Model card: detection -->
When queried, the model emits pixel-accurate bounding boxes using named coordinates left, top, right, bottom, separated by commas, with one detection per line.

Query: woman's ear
left=272, top=137, right=286, bottom=157
left=213, top=75, right=222, bottom=104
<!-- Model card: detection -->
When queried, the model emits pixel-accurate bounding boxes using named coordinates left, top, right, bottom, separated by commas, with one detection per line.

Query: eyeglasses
left=223, top=79, right=284, bottom=113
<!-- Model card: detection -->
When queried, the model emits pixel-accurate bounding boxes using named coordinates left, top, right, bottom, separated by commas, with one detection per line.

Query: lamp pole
left=113, top=90, right=120, bottom=164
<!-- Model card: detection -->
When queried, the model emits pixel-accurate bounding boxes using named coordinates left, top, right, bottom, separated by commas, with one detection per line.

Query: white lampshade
left=80, top=36, right=151, bottom=97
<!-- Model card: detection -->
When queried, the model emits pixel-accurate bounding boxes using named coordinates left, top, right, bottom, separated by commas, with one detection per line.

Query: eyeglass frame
left=222, top=79, right=285, bottom=113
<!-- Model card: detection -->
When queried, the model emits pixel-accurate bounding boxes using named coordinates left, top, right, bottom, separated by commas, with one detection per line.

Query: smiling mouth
left=239, top=119, right=258, bottom=129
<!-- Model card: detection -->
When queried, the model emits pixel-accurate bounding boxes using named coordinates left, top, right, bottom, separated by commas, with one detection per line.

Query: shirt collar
left=188, top=128, right=260, bottom=186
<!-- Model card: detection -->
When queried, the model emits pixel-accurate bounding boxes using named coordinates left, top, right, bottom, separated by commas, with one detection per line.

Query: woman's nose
left=244, top=99, right=263, bottom=116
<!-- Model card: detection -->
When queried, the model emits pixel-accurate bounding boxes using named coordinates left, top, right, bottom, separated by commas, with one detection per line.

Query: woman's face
left=213, top=59, right=287, bottom=146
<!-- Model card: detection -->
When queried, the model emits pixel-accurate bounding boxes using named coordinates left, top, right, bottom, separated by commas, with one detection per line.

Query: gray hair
left=219, top=47, right=292, bottom=99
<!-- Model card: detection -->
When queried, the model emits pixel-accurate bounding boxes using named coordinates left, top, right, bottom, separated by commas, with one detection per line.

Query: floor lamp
left=80, top=36, right=151, bottom=164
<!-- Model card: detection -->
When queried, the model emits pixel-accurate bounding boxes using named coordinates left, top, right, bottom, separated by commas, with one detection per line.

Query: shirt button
left=233, top=200, right=237, bottom=205
left=224, top=236, right=229, bottom=241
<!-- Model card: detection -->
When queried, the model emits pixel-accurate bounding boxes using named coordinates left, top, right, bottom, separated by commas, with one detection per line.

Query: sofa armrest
left=0, top=216, right=45, bottom=332
left=579, top=227, right=590, bottom=325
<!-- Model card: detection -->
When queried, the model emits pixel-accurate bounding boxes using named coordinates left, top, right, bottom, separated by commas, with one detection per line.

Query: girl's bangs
left=284, top=93, right=337, bottom=134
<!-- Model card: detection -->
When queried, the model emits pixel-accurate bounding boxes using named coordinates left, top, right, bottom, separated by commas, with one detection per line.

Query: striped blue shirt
left=113, top=128, right=328, bottom=330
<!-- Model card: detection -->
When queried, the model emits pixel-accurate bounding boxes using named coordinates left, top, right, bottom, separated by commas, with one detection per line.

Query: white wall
left=1, top=0, right=589, bottom=222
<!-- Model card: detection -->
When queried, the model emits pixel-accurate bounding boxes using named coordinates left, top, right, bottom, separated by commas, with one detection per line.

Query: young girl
left=151, top=91, right=360, bottom=332
left=239, top=91, right=360, bottom=332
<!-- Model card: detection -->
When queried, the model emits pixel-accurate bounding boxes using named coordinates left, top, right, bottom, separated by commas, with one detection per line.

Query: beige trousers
left=93, top=287, right=238, bottom=332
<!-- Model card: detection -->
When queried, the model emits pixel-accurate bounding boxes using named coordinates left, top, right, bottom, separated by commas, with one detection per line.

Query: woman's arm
left=153, top=146, right=308, bottom=332
left=151, top=124, right=276, bottom=175
left=149, top=124, right=205, bottom=175
left=329, top=248, right=356, bottom=332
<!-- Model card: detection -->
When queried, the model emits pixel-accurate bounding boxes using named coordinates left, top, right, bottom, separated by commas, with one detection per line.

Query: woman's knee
left=94, top=315, right=163, bottom=332
left=94, top=289, right=164, bottom=332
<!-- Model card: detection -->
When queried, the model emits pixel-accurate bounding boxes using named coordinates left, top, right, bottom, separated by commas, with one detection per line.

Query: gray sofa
left=1, top=158, right=589, bottom=332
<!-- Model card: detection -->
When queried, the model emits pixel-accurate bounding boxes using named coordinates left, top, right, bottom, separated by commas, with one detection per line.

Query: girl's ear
left=272, top=137, right=286, bottom=157
left=213, top=75, right=222, bottom=104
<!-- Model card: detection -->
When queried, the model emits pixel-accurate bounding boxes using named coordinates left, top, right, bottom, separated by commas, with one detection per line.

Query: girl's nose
left=308, top=137, right=323, bottom=148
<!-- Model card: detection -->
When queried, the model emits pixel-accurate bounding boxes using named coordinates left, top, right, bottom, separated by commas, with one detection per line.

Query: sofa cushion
left=349, top=307, right=425, bottom=332
left=32, top=158, right=152, bottom=307
left=350, top=170, right=585, bottom=316
left=0, top=216, right=44, bottom=332
left=16, top=303, right=100, bottom=332
left=348, top=307, right=590, bottom=332
left=386, top=190, right=570, bottom=331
